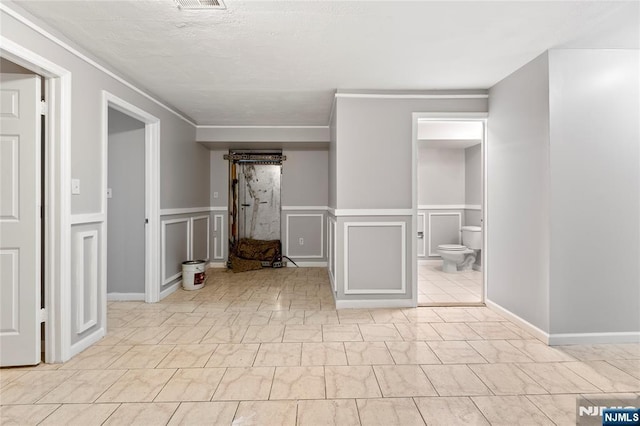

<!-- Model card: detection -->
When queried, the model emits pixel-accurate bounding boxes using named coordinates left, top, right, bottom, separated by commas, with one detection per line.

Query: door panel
left=0, top=73, right=41, bottom=366
left=238, top=164, right=281, bottom=241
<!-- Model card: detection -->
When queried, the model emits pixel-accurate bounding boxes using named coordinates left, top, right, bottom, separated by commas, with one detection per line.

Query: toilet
left=437, top=226, right=482, bottom=273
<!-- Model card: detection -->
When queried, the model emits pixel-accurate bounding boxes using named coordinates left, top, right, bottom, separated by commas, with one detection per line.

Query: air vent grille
left=175, top=0, right=226, bottom=10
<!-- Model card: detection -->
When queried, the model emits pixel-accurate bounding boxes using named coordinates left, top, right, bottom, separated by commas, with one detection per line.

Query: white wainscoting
left=74, top=230, right=98, bottom=334
left=417, top=212, right=426, bottom=257
left=327, top=216, right=337, bottom=292
left=213, top=214, right=225, bottom=260
left=161, top=218, right=191, bottom=286
left=344, top=222, right=406, bottom=295
left=427, top=212, right=462, bottom=257
left=285, top=213, right=324, bottom=259
left=191, top=215, right=210, bottom=261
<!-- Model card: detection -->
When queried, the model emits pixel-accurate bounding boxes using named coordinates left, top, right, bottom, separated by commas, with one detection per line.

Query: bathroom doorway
left=412, top=115, right=487, bottom=306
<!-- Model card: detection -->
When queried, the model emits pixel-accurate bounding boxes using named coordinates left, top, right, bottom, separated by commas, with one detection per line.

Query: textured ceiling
left=14, top=1, right=640, bottom=126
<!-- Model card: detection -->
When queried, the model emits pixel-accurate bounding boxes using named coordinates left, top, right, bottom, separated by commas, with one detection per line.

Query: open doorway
left=106, top=108, right=146, bottom=300
left=413, top=116, right=487, bottom=307
left=102, top=92, right=160, bottom=307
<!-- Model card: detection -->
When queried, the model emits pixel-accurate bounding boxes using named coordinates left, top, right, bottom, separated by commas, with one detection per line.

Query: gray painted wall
left=335, top=97, right=487, bottom=209
left=107, top=108, right=145, bottom=295
left=465, top=144, right=482, bottom=206
left=488, top=51, right=551, bottom=333
left=418, top=146, right=465, bottom=205
left=282, top=150, right=328, bottom=207
left=210, top=150, right=229, bottom=208
left=548, top=49, right=640, bottom=334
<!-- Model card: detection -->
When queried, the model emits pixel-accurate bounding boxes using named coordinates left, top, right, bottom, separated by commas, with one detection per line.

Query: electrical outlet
left=298, top=237, right=304, bottom=245
left=71, top=179, right=80, bottom=195
left=106, top=188, right=112, bottom=199
left=213, top=191, right=219, bottom=199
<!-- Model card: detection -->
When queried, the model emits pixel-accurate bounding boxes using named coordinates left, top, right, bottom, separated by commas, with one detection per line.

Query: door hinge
left=40, top=101, right=48, bottom=116
left=40, top=308, right=47, bottom=323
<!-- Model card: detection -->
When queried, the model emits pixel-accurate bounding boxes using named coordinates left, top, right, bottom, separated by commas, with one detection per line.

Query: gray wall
left=210, top=150, right=229, bottom=208
left=465, top=144, right=482, bottom=206
left=418, top=146, right=465, bottom=205
left=282, top=149, right=328, bottom=207
left=107, top=108, right=145, bottom=295
left=548, top=49, right=640, bottom=335
left=488, top=51, right=551, bottom=333
left=335, top=96, right=487, bottom=209
left=329, top=104, right=337, bottom=209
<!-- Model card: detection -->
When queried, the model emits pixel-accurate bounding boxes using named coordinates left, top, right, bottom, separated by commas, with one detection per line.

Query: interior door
left=238, top=163, right=281, bottom=240
left=0, top=73, right=42, bottom=366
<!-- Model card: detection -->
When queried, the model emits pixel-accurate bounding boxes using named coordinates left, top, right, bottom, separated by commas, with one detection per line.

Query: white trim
left=102, top=91, right=161, bottom=305
left=281, top=206, right=328, bottom=211
left=69, top=327, right=104, bottom=358
left=0, top=4, right=196, bottom=127
left=327, top=216, right=336, bottom=291
left=327, top=207, right=336, bottom=216
left=286, top=261, right=328, bottom=267
left=285, top=213, right=324, bottom=259
left=485, top=299, right=549, bottom=344
left=417, top=212, right=426, bottom=258
left=548, top=332, right=640, bottom=346
left=160, top=281, right=181, bottom=300
left=190, top=215, right=210, bottom=261
left=213, top=214, right=225, bottom=260
left=344, top=222, right=406, bottom=295
left=161, top=218, right=191, bottom=286
left=74, top=230, right=98, bottom=334
left=106, top=293, right=145, bottom=301
left=334, top=209, right=413, bottom=217
left=427, top=212, right=462, bottom=257
left=161, top=206, right=227, bottom=216
left=0, top=36, right=73, bottom=363
left=336, top=299, right=415, bottom=309
left=418, top=204, right=481, bottom=211
left=197, top=125, right=327, bottom=129
left=207, top=262, right=226, bottom=269
left=335, top=93, right=488, bottom=100
left=70, top=213, right=105, bottom=225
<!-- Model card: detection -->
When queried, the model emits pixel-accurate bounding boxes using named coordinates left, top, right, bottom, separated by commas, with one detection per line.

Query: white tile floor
left=418, top=260, right=483, bottom=305
left=0, top=267, right=638, bottom=425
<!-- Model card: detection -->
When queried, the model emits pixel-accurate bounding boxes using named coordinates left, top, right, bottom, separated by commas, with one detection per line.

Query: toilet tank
left=461, top=226, right=482, bottom=249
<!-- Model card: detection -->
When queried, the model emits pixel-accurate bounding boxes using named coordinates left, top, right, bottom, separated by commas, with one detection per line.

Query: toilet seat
left=437, top=244, right=467, bottom=251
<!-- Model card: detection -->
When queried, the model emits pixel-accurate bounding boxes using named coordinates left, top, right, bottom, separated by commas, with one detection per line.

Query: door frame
left=101, top=91, right=160, bottom=304
left=411, top=112, right=489, bottom=307
left=0, top=37, right=71, bottom=363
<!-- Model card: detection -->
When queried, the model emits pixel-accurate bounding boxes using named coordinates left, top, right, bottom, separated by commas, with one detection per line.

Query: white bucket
left=182, top=260, right=206, bottom=291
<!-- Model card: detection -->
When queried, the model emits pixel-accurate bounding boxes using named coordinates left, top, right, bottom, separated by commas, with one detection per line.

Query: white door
left=0, top=73, right=41, bottom=366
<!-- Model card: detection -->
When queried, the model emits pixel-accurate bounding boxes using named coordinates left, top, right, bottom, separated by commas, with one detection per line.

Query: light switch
left=71, top=179, right=80, bottom=195
left=213, top=191, right=219, bottom=199
left=299, top=237, right=304, bottom=245
left=106, top=188, right=112, bottom=199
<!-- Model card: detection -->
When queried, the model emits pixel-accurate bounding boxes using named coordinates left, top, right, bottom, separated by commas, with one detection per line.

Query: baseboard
left=336, top=298, right=415, bottom=309
left=286, top=261, right=328, bottom=268
left=107, top=292, right=145, bottom=301
left=207, top=262, right=227, bottom=269
left=547, top=332, right=640, bottom=345
left=69, top=327, right=105, bottom=358
left=418, top=259, right=440, bottom=265
left=160, top=281, right=181, bottom=299
left=485, top=299, right=550, bottom=344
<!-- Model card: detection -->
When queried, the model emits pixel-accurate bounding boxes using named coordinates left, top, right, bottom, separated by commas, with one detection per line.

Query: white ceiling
left=14, top=0, right=640, bottom=126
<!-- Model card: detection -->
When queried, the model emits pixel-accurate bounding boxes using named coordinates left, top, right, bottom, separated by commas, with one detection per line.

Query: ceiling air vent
left=175, top=0, right=226, bottom=10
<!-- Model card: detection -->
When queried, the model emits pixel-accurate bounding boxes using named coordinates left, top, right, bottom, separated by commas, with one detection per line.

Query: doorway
left=412, top=114, right=487, bottom=307
left=106, top=108, right=146, bottom=300
left=102, top=92, right=160, bottom=305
